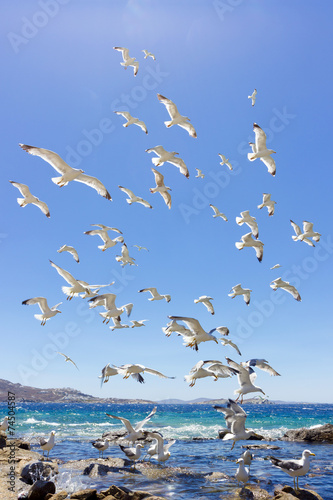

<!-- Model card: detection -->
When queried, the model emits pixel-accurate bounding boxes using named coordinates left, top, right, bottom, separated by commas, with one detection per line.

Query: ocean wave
left=23, top=418, right=61, bottom=426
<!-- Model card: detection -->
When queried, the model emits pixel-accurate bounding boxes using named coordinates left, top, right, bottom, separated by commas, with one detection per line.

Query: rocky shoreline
left=1, top=424, right=331, bottom=500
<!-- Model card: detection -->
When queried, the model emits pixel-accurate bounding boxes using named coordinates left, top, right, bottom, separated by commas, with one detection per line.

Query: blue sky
left=1, top=0, right=332, bottom=403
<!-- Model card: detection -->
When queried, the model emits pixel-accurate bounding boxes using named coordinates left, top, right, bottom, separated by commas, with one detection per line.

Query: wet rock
left=281, top=423, right=333, bottom=443
left=0, top=431, right=6, bottom=449
left=204, top=471, right=229, bottom=481
left=273, top=486, right=324, bottom=499
left=45, top=492, right=69, bottom=500
left=83, top=461, right=127, bottom=477
left=242, top=444, right=280, bottom=450
left=218, top=429, right=265, bottom=440
left=20, top=460, right=59, bottom=484
left=27, top=479, right=56, bottom=499
left=70, top=489, right=98, bottom=500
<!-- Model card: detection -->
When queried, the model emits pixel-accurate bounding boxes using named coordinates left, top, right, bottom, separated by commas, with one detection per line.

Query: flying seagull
left=290, top=220, right=321, bottom=246
left=210, top=204, right=228, bottom=221
left=270, top=450, right=315, bottom=491
left=270, top=264, right=281, bottom=270
left=9, top=181, right=50, bottom=218
left=236, top=211, right=258, bottom=239
left=225, top=358, right=266, bottom=403
left=241, top=359, right=281, bottom=377
left=130, top=319, right=148, bottom=328
left=184, top=360, right=238, bottom=387
left=118, top=186, right=152, bottom=208
left=106, top=406, right=157, bottom=442
left=228, top=284, right=252, bottom=306
left=162, top=319, right=192, bottom=337
left=88, top=293, right=133, bottom=323
left=195, top=168, right=204, bottom=178
left=290, top=220, right=314, bottom=247
left=22, top=297, right=62, bottom=325
left=150, top=168, right=172, bottom=209
left=270, top=278, right=301, bottom=301
left=220, top=338, right=242, bottom=356
left=194, top=295, right=215, bottom=315
left=133, top=245, right=149, bottom=252
left=146, top=146, right=189, bottom=178
left=168, top=316, right=218, bottom=351
left=247, top=123, right=276, bottom=176
left=139, top=287, right=171, bottom=302
left=218, top=154, right=233, bottom=171
left=56, top=352, right=79, bottom=370
left=109, top=317, right=130, bottom=331
left=113, top=47, right=139, bottom=76
left=248, top=89, right=257, bottom=106
left=84, top=225, right=124, bottom=251
left=142, top=49, right=156, bottom=60
left=145, top=432, right=176, bottom=464
left=57, top=245, right=79, bottom=263
left=235, top=232, right=264, bottom=262
left=19, top=144, right=112, bottom=200
left=258, top=193, right=276, bottom=216
left=157, top=93, right=197, bottom=138
left=114, top=111, right=148, bottom=134
left=114, top=363, right=175, bottom=383
left=99, top=363, right=134, bottom=385
left=115, top=243, right=137, bottom=267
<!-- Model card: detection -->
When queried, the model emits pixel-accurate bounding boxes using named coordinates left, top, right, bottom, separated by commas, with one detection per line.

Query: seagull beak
left=309, top=453, right=315, bottom=456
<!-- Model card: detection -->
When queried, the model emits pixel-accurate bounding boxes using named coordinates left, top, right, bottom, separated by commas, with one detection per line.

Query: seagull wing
left=168, top=157, right=189, bottom=178
left=302, top=221, right=314, bottom=233
left=145, top=146, right=164, bottom=156
left=114, top=111, right=132, bottom=121
left=119, top=186, right=135, bottom=199
left=157, top=94, right=180, bottom=120
left=22, top=297, right=51, bottom=314
left=32, top=199, right=50, bottom=217
left=136, top=120, right=148, bottom=134
left=9, top=181, right=31, bottom=197
left=260, top=156, right=276, bottom=176
left=210, top=204, right=219, bottom=215
left=151, top=168, right=165, bottom=187
left=113, top=47, right=130, bottom=62
left=49, top=260, right=78, bottom=286
left=253, top=123, right=267, bottom=151
left=74, top=173, right=111, bottom=200
left=160, top=190, right=172, bottom=209
left=246, top=359, right=280, bottom=376
left=178, top=121, right=197, bottom=138
left=144, top=367, right=175, bottom=379
left=226, top=358, right=250, bottom=388
left=134, top=406, right=157, bottom=431
left=19, top=144, right=73, bottom=174
left=290, top=220, right=302, bottom=237
left=106, top=414, right=135, bottom=433
left=139, top=287, right=157, bottom=297
left=168, top=316, right=204, bottom=336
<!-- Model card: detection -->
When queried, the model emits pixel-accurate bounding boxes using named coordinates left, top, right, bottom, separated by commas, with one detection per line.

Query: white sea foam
left=23, top=418, right=61, bottom=426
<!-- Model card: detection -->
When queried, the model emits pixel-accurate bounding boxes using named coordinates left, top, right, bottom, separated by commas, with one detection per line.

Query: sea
left=1, top=402, right=333, bottom=499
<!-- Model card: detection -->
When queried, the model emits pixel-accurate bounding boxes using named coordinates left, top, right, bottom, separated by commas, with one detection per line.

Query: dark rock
left=99, top=485, right=132, bottom=499
left=70, top=489, right=98, bottom=500
left=83, top=462, right=126, bottom=477
left=218, top=429, right=265, bottom=440
left=0, top=433, right=6, bottom=450
left=20, top=461, right=59, bottom=484
left=274, top=486, right=324, bottom=499
left=281, top=423, right=333, bottom=443
left=27, top=479, right=56, bottom=499
left=45, top=491, right=69, bottom=500
left=204, top=471, right=229, bottom=481
left=242, top=444, right=280, bottom=450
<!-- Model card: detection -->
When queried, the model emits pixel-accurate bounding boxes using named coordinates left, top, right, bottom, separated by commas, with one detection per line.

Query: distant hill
left=157, top=397, right=213, bottom=404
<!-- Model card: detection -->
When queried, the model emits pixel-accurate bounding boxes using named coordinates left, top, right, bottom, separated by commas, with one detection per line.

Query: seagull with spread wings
left=258, top=193, right=276, bottom=216
left=270, top=278, right=301, bottom=301
left=139, top=287, right=171, bottom=302
left=247, top=123, right=276, bottom=176
left=57, top=245, right=79, bottom=263
left=248, top=89, right=257, bottom=106
left=118, top=185, right=153, bottom=208
left=88, top=292, right=133, bottom=323
left=56, top=352, right=79, bottom=370
left=114, top=111, right=148, bottom=134
left=168, top=316, right=218, bottom=351
left=157, top=93, right=197, bottom=138
left=162, top=319, right=192, bottom=337
left=106, top=406, right=157, bottom=442
left=235, top=232, right=264, bottom=262
left=236, top=211, right=259, bottom=239
left=220, top=338, right=242, bottom=356
left=184, top=360, right=238, bottom=387
left=290, top=220, right=314, bottom=246
left=84, top=224, right=124, bottom=251
left=225, top=358, right=266, bottom=403
left=146, top=146, right=189, bottom=178
left=194, top=295, right=215, bottom=315
left=218, top=154, right=233, bottom=170
left=114, top=363, right=175, bottom=383
left=113, top=47, right=139, bottom=76
left=22, top=297, right=62, bottom=325
left=228, top=284, right=252, bottom=306
left=115, top=243, right=137, bottom=267
left=210, top=204, right=228, bottom=221
left=142, top=49, right=156, bottom=60
left=9, top=181, right=50, bottom=218
left=19, top=144, right=112, bottom=200
left=150, top=168, right=172, bottom=209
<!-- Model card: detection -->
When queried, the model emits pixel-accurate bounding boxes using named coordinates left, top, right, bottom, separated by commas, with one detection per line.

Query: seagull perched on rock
left=210, top=204, right=228, bottom=221
left=142, top=49, right=155, bottom=60
left=195, top=168, right=204, bottom=178
left=168, top=316, right=218, bottom=351
left=235, top=458, right=250, bottom=487
left=270, top=450, right=315, bottom=491
left=241, top=450, right=254, bottom=471
left=40, top=431, right=56, bottom=457
left=228, top=284, right=252, bottom=306
left=247, top=123, right=276, bottom=176
left=118, top=186, right=152, bottom=208
left=113, top=47, right=139, bottom=76
left=194, top=295, right=215, bottom=315
left=241, top=359, right=281, bottom=377
left=106, top=406, right=157, bottom=442
left=114, top=363, right=175, bottom=383
left=150, top=168, right=172, bottom=209
left=56, top=352, right=79, bottom=370
left=119, top=444, right=144, bottom=468
left=22, top=297, right=62, bottom=325
left=146, top=146, right=189, bottom=178
left=9, top=181, right=50, bottom=218
left=235, top=232, right=264, bottom=262
left=185, top=360, right=238, bottom=387
left=225, top=358, right=266, bottom=403
left=248, top=89, right=257, bottom=106
left=145, top=432, right=176, bottom=464
left=115, top=243, right=137, bottom=267
left=258, top=193, right=276, bottom=216
left=157, top=93, right=197, bottom=138
left=236, top=211, right=258, bottom=239
left=114, top=111, right=148, bottom=134
left=139, top=287, right=171, bottom=302
left=0, top=417, right=9, bottom=432
left=270, top=278, right=301, bottom=301
left=213, top=399, right=261, bottom=449
left=84, top=225, right=124, bottom=251
left=19, top=144, right=112, bottom=199
left=218, top=154, right=233, bottom=170
left=92, top=438, right=110, bottom=458
left=57, top=245, right=79, bottom=263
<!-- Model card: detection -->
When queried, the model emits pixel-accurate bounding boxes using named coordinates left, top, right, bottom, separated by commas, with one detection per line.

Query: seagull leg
left=231, top=441, right=235, bottom=450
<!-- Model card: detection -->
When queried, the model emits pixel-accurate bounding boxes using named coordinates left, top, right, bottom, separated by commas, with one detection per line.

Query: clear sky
left=1, top=0, right=332, bottom=403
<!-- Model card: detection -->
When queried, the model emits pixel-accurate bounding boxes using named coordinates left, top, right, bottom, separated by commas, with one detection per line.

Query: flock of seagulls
left=9, top=45, right=320, bottom=492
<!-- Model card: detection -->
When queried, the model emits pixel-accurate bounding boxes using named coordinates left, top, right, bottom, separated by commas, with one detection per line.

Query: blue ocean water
left=2, top=402, right=333, bottom=499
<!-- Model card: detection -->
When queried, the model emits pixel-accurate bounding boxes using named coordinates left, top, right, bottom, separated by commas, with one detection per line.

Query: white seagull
left=168, top=316, right=219, bottom=351
left=115, top=243, right=137, bottom=267
left=290, top=220, right=314, bottom=247
left=119, top=444, right=144, bottom=468
left=270, top=450, right=315, bottom=491
left=146, top=146, right=189, bottom=178
left=157, top=93, right=197, bottom=138
left=258, top=193, right=276, bottom=216
left=270, top=278, right=301, bottom=301
left=162, top=319, right=192, bottom=337
left=114, top=363, right=175, bottom=383
left=241, top=450, right=254, bottom=471
left=142, top=49, right=156, bottom=60
left=118, top=185, right=152, bottom=208
left=88, top=293, right=133, bottom=323
left=236, top=211, right=258, bottom=239
left=109, top=317, right=130, bottom=331
left=114, top=111, right=148, bottom=134
left=22, top=297, right=62, bottom=325
left=215, top=326, right=230, bottom=336
left=248, top=89, right=257, bottom=106
left=130, top=319, right=148, bottom=328
left=220, top=338, right=242, bottom=356
left=40, top=431, right=56, bottom=457
left=133, top=245, right=149, bottom=252
left=218, top=154, right=233, bottom=171
left=235, top=232, right=264, bottom=262
left=19, top=144, right=112, bottom=200
left=228, top=284, right=252, bottom=306
left=113, top=47, right=139, bottom=76
left=84, top=225, right=124, bottom=251
left=9, top=181, right=50, bottom=218
left=241, top=359, right=281, bottom=377
left=194, top=295, right=215, bottom=315
left=247, top=123, right=276, bottom=176
left=0, top=417, right=9, bottom=432
left=291, top=220, right=321, bottom=246
left=213, top=399, right=260, bottom=449
left=184, top=360, right=238, bottom=387
left=106, top=406, right=157, bottom=443
left=195, top=168, right=204, bottom=179
left=98, top=364, right=126, bottom=385
left=225, top=358, right=266, bottom=403
left=210, top=204, right=228, bottom=221
left=235, top=458, right=250, bottom=487
left=56, top=352, right=79, bottom=370
left=145, top=432, right=176, bottom=464
left=150, top=168, right=172, bottom=209
left=57, top=245, right=79, bottom=263
left=139, top=287, right=171, bottom=302
left=92, top=438, right=110, bottom=458
left=270, top=264, right=281, bottom=270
